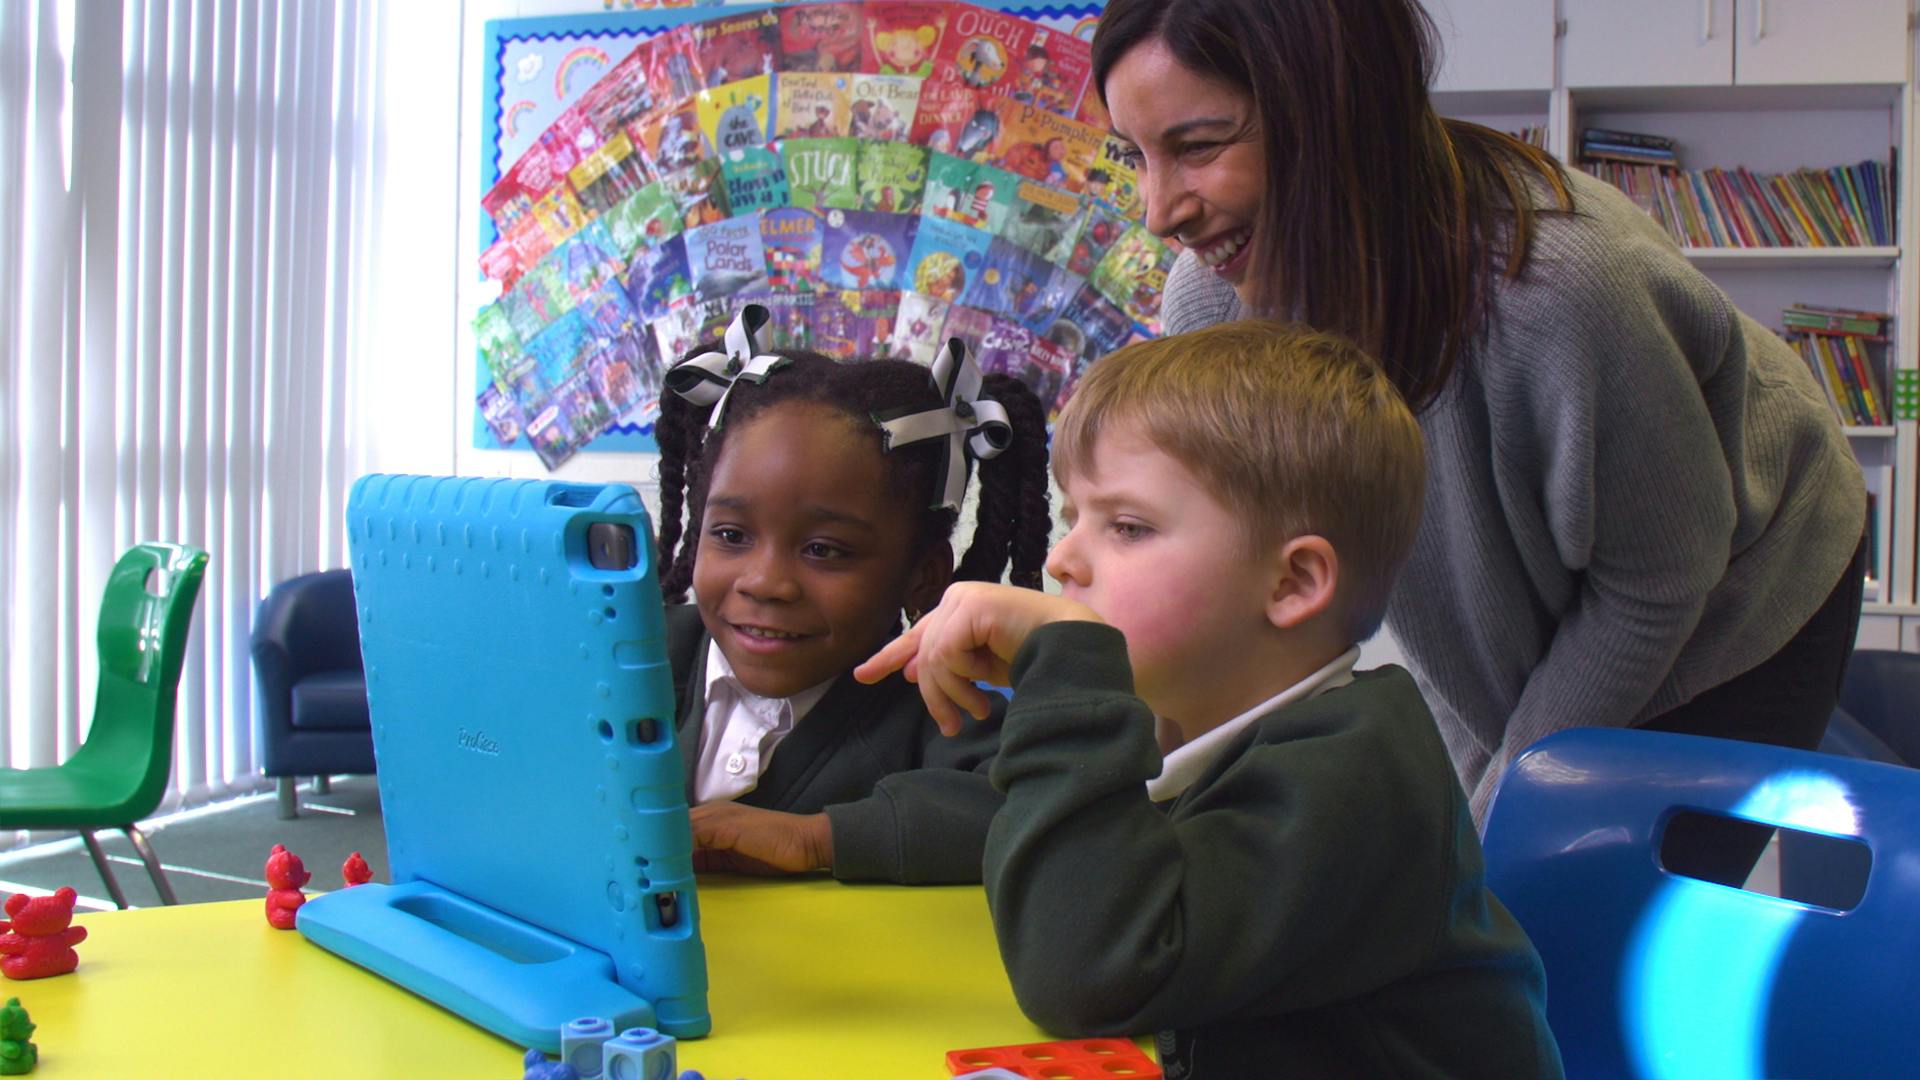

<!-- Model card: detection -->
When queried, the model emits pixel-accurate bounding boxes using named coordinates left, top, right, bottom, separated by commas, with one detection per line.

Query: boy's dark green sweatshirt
left=986, top=622, right=1564, bottom=1079
left=667, top=604, right=1004, bottom=884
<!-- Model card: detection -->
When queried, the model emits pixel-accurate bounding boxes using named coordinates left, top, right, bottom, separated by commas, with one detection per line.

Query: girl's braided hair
left=655, top=347, right=1052, bottom=604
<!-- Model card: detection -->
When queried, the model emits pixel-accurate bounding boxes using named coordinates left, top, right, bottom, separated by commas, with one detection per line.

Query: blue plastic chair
left=1819, top=649, right=1920, bottom=767
left=1482, top=727, right=1920, bottom=1080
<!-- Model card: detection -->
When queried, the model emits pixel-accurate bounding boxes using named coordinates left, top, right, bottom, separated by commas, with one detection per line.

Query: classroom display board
left=476, top=0, right=1175, bottom=468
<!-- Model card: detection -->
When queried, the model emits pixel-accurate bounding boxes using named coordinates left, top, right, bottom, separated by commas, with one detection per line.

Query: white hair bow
left=664, top=304, right=788, bottom=430
left=872, top=338, right=1012, bottom=511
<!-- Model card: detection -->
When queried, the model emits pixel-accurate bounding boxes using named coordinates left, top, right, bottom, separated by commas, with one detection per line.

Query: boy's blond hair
left=1053, top=320, right=1426, bottom=641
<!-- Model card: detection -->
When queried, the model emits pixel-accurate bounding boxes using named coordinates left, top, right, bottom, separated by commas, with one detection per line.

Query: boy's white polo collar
left=1145, top=646, right=1361, bottom=802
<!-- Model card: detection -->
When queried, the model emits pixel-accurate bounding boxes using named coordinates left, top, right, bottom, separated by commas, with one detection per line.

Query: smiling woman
left=1091, top=0, right=1870, bottom=872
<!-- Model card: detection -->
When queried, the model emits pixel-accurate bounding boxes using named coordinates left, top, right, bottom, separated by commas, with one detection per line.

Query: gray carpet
left=0, top=775, right=388, bottom=912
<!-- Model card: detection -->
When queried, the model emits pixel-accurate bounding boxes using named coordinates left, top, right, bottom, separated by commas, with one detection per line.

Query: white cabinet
left=1734, top=0, right=1909, bottom=86
left=1426, top=0, right=1555, bottom=93
left=1563, top=0, right=1735, bottom=88
left=1563, top=0, right=1907, bottom=88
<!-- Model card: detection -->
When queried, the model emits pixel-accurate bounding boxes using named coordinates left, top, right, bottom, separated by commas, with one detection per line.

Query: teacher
left=1092, top=0, right=1868, bottom=869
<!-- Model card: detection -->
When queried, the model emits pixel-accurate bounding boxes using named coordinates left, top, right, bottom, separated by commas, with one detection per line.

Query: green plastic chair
left=0, top=542, right=209, bottom=908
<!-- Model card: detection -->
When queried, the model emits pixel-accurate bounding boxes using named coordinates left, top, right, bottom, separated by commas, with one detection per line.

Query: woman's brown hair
left=1091, top=0, right=1572, bottom=412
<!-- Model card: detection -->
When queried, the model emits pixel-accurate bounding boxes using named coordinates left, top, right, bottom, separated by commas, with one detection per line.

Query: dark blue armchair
left=252, top=569, right=374, bottom=818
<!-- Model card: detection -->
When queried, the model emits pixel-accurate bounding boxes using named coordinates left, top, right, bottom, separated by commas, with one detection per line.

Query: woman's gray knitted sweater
left=1162, top=168, right=1866, bottom=823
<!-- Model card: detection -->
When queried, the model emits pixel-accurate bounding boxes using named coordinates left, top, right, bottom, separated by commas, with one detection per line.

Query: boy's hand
left=689, top=804, right=833, bottom=875
left=855, top=581, right=1104, bottom=736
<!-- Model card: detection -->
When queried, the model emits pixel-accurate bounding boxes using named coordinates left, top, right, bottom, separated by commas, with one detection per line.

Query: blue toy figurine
left=521, top=1047, right=579, bottom=1080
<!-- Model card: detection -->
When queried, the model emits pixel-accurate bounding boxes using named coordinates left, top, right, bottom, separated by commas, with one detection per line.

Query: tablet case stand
left=297, top=475, right=710, bottom=1051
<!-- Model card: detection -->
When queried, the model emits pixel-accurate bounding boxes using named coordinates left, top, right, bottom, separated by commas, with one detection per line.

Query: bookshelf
left=1425, top=0, right=1917, bottom=639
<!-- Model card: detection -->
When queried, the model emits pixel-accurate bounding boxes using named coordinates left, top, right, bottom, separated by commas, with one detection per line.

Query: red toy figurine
left=341, top=851, right=372, bottom=888
left=0, top=887, right=89, bottom=980
left=263, top=844, right=311, bottom=930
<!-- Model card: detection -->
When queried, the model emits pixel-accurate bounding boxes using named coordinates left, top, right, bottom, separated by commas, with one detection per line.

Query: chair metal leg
left=79, top=830, right=131, bottom=910
left=314, top=774, right=331, bottom=795
left=121, top=824, right=178, bottom=906
left=277, top=776, right=298, bottom=819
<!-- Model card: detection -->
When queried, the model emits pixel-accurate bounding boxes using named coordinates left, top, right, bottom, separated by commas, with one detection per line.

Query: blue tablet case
left=297, top=475, right=710, bottom=1051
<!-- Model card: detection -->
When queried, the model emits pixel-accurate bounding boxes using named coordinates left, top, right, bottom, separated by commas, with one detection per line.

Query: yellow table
left=15, top=877, right=1147, bottom=1079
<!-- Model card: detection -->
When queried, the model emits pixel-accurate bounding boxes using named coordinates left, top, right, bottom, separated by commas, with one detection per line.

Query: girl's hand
left=854, top=581, right=1104, bottom=735
left=689, top=803, right=832, bottom=875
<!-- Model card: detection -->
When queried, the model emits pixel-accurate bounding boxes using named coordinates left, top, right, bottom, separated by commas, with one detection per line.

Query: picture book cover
left=503, top=258, right=572, bottom=342
left=1051, top=282, right=1136, bottom=369
left=820, top=208, right=918, bottom=290
left=982, top=98, right=1105, bottom=193
left=603, top=180, right=683, bottom=259
left=554, top=221, right=628, bottom=310
left=477, top=384, right=525, bottom=446
left=1067, top=199, right=1129, bottom=276
left=721, top=145, right=790, bottom=215
left=905, top=67, right=987, bottom=158
left=525, top=370, right=611, bottom=471
left=857, top=141, right=929, bottom=214
left=974, top=316, right=1034, bottom=380
left=962, top=236, right=1053, bottom=317
left=904, top=212, right=993, bottom=302
left=651, top=298, right=737, bottom=368
left=1090, top=135, right=1143, bottom=218
left=812, top=288, right=900, bottom=357
left=922, top=153, right=1019, bottom=233
left=848, top=74, right=922, bottom=142
left=1000, top=179, right=1085, bottom=266
left=1075, top=83, right=1111, bottom=131
left=661, top=157, right=732, bottom=230
left=522, top=306, right=595, bottom=398
left=778, top=2, right=865, bottom=73
left=1017, top=263, right=1084, bottom=334
left=576, top=274, right=640, bottom=346
left=474, top=302, right=522, bottom=390
left=499, top=217, right=557, bottom=289
left=623, top=233, right=693, bottom=322
left=567, top=129, right=651, bottom=218
left=574, top=40, right=669, bottom=144
left=691, top=9, right=779, bottom=87
left=484, top=143, right=565, bottom=234
left=587, top=337, right=652, bottom=427
left=1018, top=330, right=1075, bottom=413
left=1008, top=24, right=1090, bottom=118
left=525, top=185, right=590, bottom=252
left=695, top=75, right=772, bottom=156
left=939, top=302, right=998, bottom=355
left=889, top=289, right=955, bottom=365
left=644, top=25, right=706, bottom=110
left=479, top=237, right=527, bottom=288
left=774, top=72, right=851, bottom=139
left=684, top=214, right=771, bottom=301
left=752, top=291, right=816, bottom=351
left=781, top=137, right=861, bottom=211
left=760, top=207, right=825, bottom=292
left=865, top=2, right=949, bottom=77
left=635, top=104, right=712, bottom=177
left=536, top=105, right=603, bottom=182
left=1090, top=225, right=1177, bottom=332
left=932, top=5, right=1032, bottom=97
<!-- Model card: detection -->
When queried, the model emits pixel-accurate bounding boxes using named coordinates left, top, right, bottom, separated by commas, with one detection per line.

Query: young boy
left=859, top=321, right=1563, bottom=1078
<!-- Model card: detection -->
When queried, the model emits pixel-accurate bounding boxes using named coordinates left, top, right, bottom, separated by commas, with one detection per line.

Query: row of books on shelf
left=1585, top=159, right=1894, bottom=249
left=1783, top=304, right=1893, bottom=428
left=1579, top=127, right=1677, bottom=168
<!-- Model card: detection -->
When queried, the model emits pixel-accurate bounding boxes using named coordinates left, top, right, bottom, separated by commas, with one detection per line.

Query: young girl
left=654, top=304, right=1051, bottom=884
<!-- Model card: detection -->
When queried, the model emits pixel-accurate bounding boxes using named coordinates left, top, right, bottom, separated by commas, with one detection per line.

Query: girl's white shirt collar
left=691, top=639, right=836, bottom=804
